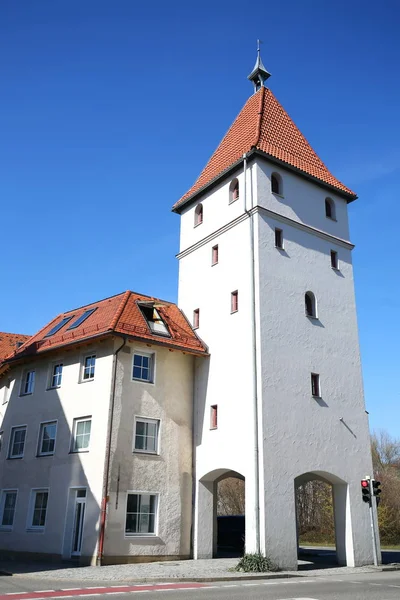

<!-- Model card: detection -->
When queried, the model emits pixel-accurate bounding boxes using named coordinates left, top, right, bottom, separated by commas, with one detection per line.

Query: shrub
left=235, top=552, right=279, bottom=572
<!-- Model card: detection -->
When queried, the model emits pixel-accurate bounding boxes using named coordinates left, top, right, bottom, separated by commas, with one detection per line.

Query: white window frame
left=81, top=354, right=96, bottom=382
left=27, top=488, right=49, bottom=531
left=71, top=417, right=92, bottom=453
left=37, top=421, right=57, bottom=457
left=20, top=370, right=35, bottom=396
left=8, top=425, right=27, bottom=459
left=48, top=362, right=63, bottom=389
left=133, top=417, right=160, bottom=455
left=0, top=489, right=18, bottom=530
left=132, top=351, right=155, bottom=384
left=125, top=491, right=159, bottom=537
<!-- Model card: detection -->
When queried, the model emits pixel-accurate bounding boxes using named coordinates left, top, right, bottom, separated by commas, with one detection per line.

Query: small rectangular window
left=231, top=291, right=238, bottom=313
left=50, top=364, right=63, bottom=388
left=212, top=245, right=219, bottom=265
left=72, top=417, right=92, bottom=452
left=331, top=250, right=338, bottom=269
left=21, top=371, right=35, bottom=395
left=134, top=418, right=160, bottom=453
left=193, top=309, right=200, bottom=329
left=2, top=380, right=10, bottom=405
left=82, top=355, right=96, bottom=381
left=0, top=490, right=17, bottom=529
left=132, top=353, right=154, bottom=383
left=125, top=493, right=157, bottom=536
left=9, top=426, right=27, bottom=459
left=29, top=489, right=49, bottom=529
left=311, top=373, right=320, bottom=398
left=210, top=405, right=218, bottom=430
left=38, top=422, right=57, bottom=456
left=275, top=228, right=283, bottom=249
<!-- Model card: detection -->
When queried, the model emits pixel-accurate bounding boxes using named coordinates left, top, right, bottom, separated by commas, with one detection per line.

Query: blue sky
left=1, top=1, right=399, bottom=436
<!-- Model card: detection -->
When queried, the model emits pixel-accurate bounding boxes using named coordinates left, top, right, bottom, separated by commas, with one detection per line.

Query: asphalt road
left=1, top=572, right=400, bottom=600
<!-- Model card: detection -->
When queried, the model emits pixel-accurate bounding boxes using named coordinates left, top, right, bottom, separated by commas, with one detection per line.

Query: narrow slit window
left=305, top=292, right=317, bottom=318
left=193, top=309, right=200, bottom=329
left=325, top=198, right=336, bottom=220
left=194, top=204, right=203, bottom=226
left=210, top=405, right=218, bottom=430
left=275, top=228, right=283, bottom=249
left=311, top=373, right=320, bottom=397
left=231, top=291, right=238, bottom=313
left=271, top=173, right=282, bottom=195
left=331, top=250, right=338, bottom=269
left=230, top=179, right=239, bottom=203
left=212, top=245, right=219, bottom=265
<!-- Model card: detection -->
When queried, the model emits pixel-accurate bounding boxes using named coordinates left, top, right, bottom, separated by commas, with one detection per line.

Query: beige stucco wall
left=103, top=339, right=194, bottom=561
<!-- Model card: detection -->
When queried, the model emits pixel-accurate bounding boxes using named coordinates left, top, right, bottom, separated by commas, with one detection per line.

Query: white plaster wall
left=104, top=340, right=194, bottom=561
left=256, top=204, right=374, bottom=567
left=0, top=341, right=114, bottom=562
left=256, top=160, right=351, bottom=241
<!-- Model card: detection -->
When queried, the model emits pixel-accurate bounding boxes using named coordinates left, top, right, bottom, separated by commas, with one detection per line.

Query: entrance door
left=71, top=489, right=86, bottom=556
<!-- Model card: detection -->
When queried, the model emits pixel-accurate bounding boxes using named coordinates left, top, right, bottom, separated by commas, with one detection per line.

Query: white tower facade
left=174, top=64, right=376, bottom=569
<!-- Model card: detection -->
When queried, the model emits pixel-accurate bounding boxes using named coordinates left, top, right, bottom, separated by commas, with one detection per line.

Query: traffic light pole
left=368, top=478, right=379, bottom=567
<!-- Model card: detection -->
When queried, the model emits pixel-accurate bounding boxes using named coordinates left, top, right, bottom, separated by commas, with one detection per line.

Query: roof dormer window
left=139, top=304, right=170, bottom=337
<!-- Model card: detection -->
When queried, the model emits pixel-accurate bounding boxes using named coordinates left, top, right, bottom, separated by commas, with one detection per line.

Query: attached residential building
left=0, top=292, right=206, bottom=564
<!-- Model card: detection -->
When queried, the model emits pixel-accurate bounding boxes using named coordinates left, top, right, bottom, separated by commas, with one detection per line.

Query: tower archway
left=295, top=471, right=353, bottom=568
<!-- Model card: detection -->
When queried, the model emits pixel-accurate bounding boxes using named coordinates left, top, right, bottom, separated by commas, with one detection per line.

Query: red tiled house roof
left=3, top=291, right=207, bottom=365
left=173, top=86, right=356, bottom=211
left=0, top=332, right=30, bottom=361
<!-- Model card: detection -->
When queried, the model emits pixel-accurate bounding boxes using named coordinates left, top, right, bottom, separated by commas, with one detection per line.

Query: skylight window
left=139, top=304, right=170, bottom=337
left=67, top=308, right=97, bottom=330
left=45, top=316, right=73, bottom=338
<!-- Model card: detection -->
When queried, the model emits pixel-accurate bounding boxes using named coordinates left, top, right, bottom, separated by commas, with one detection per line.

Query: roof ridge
left=252, top=86, right=265, bottom=148
left=110, top=290, right=131, bottom=330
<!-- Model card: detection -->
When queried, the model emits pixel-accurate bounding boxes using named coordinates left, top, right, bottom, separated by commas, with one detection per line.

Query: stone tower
left=173, top=52, right=376, bottom=569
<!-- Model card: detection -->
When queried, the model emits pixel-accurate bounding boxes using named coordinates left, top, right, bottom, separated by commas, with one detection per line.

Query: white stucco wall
left=178, top=156, right=375, bottom=568
left=103, top=340, right=195, bottom=562
left=0, top=340, right=114, bottom=563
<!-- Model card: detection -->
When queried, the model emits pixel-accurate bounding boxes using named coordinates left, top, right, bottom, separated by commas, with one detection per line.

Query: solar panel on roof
left=67, top=308, right=97, bottom=330
left=44, top=316, right=74, bottom=338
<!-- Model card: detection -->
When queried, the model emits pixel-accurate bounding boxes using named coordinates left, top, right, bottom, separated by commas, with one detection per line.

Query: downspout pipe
left=243, top=153, right=261, bottom=554
left=97, top=335, right=127, bottom=566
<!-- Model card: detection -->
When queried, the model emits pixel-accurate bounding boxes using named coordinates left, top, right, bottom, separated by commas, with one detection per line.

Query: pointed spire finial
left=248, top=40, right=271, bottom=93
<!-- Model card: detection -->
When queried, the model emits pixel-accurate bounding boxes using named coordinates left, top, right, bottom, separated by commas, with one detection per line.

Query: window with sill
left=311, top=373, right=321, bottom=398
left=275, top=228, right=283, bottom=249
left=229, top=179, right=239, bottom=203
left=305, top=291, right=317, bottom=318
left=331, top=250, right=339, bottom=269
left=231, top=291, right=238, bottom=313
left=38, top=422, right=57, bottom=456
left=50, top=363, right=63, bottom=388
left=72, top=417, right=92, bottom=452
left=125, top=493, right=158, bottom=536
left=212, top=244, right=219, bottom=266
left=0, top=490, right=17, bottom=529
left=9, top=426, right=26, bottom=459
left=29, top=489, right=49, bottom=529
left=21, top=371, right=35, bottom=395
left=132, top=353, right=154, bottom=383
left=271, top=172, right=282, bottom=195
left=194, top=203, right=203, bottom=226
left=134, top=418, right=159, bottom=453
left=82, top=355, right=96, bottom=381
left=325, top=197, right=336, bottom=220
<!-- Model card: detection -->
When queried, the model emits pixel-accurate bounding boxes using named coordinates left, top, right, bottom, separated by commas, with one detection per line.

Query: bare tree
left=217, top=477, right=245, bottom=515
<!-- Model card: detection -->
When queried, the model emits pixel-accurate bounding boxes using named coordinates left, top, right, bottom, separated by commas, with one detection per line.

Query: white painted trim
left=124, top=491, right=160, bottom=537
left=132, top=349, right=156, bottom=385
left=70, top=416, right=92, bottom=453
left=26, top=488, right=49, bottom=532
left=37, top=420, right=58, bottom=457
left=132, top=416, right=161, bottom=455
left=8, top=424, right=27, bottom=459
left=0, top=488, right=18, bottom=531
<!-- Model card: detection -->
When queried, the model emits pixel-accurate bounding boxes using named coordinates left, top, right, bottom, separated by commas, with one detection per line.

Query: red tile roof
left=0, top=332, right=30, bottom=361
left=173, top=86, right=356, bottom=210
left=3, top=292, right=207, bottom=363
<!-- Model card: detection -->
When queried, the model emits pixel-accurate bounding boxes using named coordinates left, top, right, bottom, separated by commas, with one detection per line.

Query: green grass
left=301, top=540, right=400, bottom=550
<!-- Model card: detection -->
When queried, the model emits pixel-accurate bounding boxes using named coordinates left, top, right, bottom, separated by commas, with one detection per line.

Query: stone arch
left=295, top=470, right=354, bottom=567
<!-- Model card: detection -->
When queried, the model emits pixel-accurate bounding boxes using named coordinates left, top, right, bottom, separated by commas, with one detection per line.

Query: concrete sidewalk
left=0, top=557, right=395, bottom=583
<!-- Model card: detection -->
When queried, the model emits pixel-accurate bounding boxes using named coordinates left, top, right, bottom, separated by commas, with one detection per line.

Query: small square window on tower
left=231, top=291, right=238, bottom=313
left=210, top=405, right=218, bottom=430
left=275, top=228, right=283, bottom=249
left=193, top=309, right=200, bottom=329
left=311, top=373, right=321, bottom=398
left=212, top=245, right=219, bottom=266
left=331, top=250, right=339, bottom=270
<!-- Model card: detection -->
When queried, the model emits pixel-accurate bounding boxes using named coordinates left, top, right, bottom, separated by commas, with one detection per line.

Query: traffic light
left=361, top=479, right=371, bottom=504
left=372, top=480, right=382, bottom=506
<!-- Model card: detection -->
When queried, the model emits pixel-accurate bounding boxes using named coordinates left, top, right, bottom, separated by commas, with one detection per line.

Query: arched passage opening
left=194, top=469, right=246, bottom=559
left=295, top=471, right=353, bottom=569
